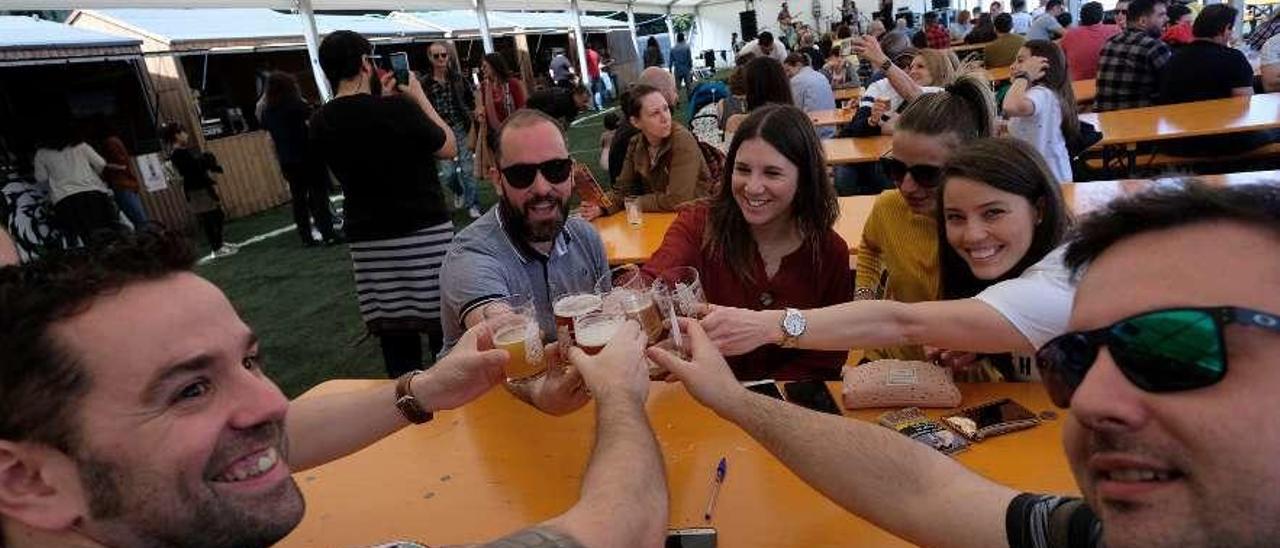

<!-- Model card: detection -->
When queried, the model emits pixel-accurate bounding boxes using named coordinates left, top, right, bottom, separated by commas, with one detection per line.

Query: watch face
left=783, top=310, right=806, bottom=336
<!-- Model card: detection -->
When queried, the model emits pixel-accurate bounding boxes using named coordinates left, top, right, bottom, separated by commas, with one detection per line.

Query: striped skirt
left=349, top=222, right=455, bottom=332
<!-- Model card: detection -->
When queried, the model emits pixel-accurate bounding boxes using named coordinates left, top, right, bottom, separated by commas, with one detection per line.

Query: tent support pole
left=627, top=3, right=641, bottom=58
left=296, top=0, right=331, bottom=102
left=475, top=0, right=496, bottom=53
left=570, top=0, right=592, bottom=90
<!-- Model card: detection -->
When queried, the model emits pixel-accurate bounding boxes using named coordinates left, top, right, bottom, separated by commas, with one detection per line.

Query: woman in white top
left=1002, top=39, right=1078, bottom=183
left=840, top=42, right=958, bottom=137
left=698, top=138, right=1074, bottom=381
left=32, top=122, right=123, bottom=245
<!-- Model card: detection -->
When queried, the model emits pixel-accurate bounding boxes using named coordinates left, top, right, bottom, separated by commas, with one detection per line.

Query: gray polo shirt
left=1027, top=13, right=1064, bottom=41
left=439, top=207, right=610, bottom=355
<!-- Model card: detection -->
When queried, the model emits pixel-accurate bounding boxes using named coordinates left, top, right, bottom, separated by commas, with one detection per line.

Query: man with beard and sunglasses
left=439, top=109, right=610, bottom=415
left=0, top=229, right=668, bottom=547
left=650, top=181, right=1280, bottom=548
left=310, top=31, right=457, bottom=379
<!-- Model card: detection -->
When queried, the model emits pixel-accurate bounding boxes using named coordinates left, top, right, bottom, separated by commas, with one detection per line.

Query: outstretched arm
left=702, top=297, right=1035, bottom=358
left=478, top=321, right=668, bottom=548
left=657, top=319, right=1016, bottom=548
left=284, top=323, right=506, bottom=471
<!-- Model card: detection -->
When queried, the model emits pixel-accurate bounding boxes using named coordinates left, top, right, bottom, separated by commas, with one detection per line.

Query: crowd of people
left=2, top=8, right=1280, bottom=547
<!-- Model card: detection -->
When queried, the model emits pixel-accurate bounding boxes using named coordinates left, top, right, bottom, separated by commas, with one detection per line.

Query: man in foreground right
left=654, top=182, right=1280, bottom=548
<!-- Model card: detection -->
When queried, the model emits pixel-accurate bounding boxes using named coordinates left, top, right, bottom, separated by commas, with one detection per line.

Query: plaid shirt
left=925, top=24, right=951, bottom=50
left=1095, top=28, right=1171, bottom=111
left=426, top=77, right=465, bottom=128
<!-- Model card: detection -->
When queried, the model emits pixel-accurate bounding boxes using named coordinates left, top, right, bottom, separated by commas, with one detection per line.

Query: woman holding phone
left=702, top=138, right=1075, bottom=381
left=644, top=104, right=852, bottom=381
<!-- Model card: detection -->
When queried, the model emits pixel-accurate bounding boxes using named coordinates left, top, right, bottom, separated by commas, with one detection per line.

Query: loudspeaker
left=739, top=10, right=758, bottom=41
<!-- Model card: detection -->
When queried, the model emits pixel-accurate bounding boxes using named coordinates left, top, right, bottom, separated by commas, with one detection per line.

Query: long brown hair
left=264, top=71, right=303, bottom=110
left=936, top=137, right=1071, bottom=298
left=706, top=104, right=839, bottom=284
left=1021, top=40, right=1080, bottom=144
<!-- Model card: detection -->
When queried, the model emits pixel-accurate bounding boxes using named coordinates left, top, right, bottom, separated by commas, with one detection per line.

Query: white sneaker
left=468, top=206, right=482, bottom=219
left=214, top=245, right=239, bottom=258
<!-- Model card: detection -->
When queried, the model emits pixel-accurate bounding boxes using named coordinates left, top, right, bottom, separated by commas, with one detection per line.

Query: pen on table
left=703, top=457, right=727, bottom=521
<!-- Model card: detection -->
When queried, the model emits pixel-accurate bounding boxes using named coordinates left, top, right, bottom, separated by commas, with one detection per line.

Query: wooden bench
left=1084, top=142, right=1280, bottom=173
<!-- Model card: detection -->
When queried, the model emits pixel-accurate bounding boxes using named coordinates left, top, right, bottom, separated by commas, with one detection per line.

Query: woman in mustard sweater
left=855, top=74, right=996, bottom=362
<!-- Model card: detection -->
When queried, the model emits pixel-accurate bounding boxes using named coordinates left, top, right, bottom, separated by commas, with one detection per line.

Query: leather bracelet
left=879, top=58, right=893, bottom=72
left=394, top=370, right=433, bottom=424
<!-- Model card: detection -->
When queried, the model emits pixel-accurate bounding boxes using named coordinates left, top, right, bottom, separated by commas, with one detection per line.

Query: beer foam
left=554, top=294, right=603, bottom=317
left=493, top=323, right=528, bottom=345
left=576, top=318, right=622, bottom=347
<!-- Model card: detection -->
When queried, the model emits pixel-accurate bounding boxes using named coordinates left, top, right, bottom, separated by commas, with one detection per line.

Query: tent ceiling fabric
left=5, top=0, right=705, bottom=12
left=79, top=8, right=441, bottom=45
left=0, top=14, right=141, bottom=50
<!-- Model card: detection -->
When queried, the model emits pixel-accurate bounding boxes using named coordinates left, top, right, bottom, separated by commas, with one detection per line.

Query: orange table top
left=1078, top=92, right=1280, bottom=147
left=1073, top=79, right=1096, bottom=105
left=281, top=380, right=1076, bottom=548
left=952, top=42, right=987, bottom=53
left=834, top=86, right=862, bottom=102
left=591, top=196, right=876, bottom=265
left=823, top=135, right=894, bottom=165
left=810, top=107, right=855, bottom=127
left=1063, top=170, right=1280, bottom=206
left=591, top=210, right=677, bottom=266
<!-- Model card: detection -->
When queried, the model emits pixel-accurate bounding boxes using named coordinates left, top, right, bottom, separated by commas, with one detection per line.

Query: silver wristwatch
left=779, top=308, right=806, bottom=349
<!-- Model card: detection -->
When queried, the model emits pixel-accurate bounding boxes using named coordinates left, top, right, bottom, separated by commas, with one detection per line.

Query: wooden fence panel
left=205, top=130, right=290, bottom=219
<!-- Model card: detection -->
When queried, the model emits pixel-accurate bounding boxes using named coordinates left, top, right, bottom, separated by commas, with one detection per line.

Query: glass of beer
left=574, top=309, right=625, bottom=355
left=597, top=265, right=667, bottom=344
left=483, top=295, right=545, bottom=384
left=658, top=266, right=707, bottom=319
left=553, top=292, right=603, bottom=362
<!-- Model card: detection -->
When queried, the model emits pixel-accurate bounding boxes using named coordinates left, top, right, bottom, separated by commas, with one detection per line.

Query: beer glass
left=624, top=197, right=643, bottom=227
left=658, top=266, right=707, bottom=319
left=574, top=309, right=625, bottom=355
left=597, top=265, right=667, bottom=344
left=553, top=292, right=603, bottom=362
left=483, top=295, right=545, bottom=384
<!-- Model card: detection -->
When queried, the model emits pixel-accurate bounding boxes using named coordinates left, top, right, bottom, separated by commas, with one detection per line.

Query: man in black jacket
left=424, top=42, right=481, bottom=218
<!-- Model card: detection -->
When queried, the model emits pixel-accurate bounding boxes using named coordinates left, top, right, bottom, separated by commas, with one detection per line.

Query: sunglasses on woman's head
left=1035, top=306, right=1280, bottom=408
left=879, top=153, right=944, bottom=189
left=499, top=158, right=574, bottom=189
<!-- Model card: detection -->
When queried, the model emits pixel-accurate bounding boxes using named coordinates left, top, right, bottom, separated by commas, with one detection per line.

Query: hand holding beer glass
left=657, top=266, right=708, bottom=319
left=483, top=295, right=546, bottom=384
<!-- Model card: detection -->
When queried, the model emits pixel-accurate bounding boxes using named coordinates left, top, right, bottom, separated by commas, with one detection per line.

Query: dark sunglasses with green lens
left=1035, top=307, right=1280, bottom=408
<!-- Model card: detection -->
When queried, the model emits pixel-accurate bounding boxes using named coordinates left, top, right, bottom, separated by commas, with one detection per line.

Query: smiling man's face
left=48, top=272, right=302, bottom=548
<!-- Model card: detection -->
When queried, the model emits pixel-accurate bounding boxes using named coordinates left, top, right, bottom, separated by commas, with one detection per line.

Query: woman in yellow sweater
left=856, top=74, right=997, bottom=361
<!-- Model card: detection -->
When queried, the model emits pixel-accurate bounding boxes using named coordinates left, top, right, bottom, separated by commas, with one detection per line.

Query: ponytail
left=898, top=73, right=997, bottom=143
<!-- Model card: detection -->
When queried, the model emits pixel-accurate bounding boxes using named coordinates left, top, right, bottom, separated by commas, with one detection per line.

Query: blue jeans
left=438, top=124, right=477, bottom=209
left=113, top=188, right=149, bottom=228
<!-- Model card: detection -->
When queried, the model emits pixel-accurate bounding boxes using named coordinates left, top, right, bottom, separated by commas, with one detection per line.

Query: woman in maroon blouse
left=643, top=104, right=853, bottom=380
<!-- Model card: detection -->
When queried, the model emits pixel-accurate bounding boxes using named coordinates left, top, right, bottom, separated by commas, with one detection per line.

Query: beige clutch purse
left=841, top=360, right=963, bottom=409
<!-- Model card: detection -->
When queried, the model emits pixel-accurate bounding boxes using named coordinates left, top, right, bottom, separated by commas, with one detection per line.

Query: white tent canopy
left=391, top=9, right=627, bottom=38
left=6, top=0, right=710, bottom=13
left=0, top=14, right=142, bottom=65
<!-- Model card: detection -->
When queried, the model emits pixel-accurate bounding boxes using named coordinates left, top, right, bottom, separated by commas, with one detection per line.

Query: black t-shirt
left=1006, top=493, right=1103, bottom=548
left=1159, top=40, right=1255, bottom=104
left=310, top=94, right=450, bottom=242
